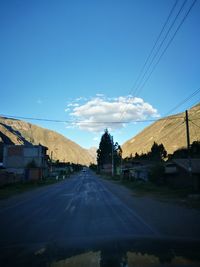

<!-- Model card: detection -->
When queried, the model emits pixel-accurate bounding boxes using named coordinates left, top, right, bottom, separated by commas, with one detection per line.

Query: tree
left=97, top=129, right=122, bottom=174
left=191, top=141, right=200, bottom=158
left=150, top=142, right=167, bottom=161
left=113, top=142, right=122, bottom=171
left=169, top=140, right=200, bottom=160
left=97, top=129, right=113, bottom=169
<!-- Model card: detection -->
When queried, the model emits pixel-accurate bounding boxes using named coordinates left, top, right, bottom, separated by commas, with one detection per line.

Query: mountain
left=122, top=103, right=200, bottom=158
left=0, top=117, right=95, bottom=165
left=87, top=147, right=97, bottom=163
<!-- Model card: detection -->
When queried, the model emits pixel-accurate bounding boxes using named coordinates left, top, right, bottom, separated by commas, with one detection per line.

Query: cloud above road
left=65, top=96, right=159, bottom=132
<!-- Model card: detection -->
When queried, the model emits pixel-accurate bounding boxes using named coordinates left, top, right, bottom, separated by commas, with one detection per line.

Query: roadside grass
left=0, top=177, right=67, bottom=200
left=101, top=174, right=200, bottom=209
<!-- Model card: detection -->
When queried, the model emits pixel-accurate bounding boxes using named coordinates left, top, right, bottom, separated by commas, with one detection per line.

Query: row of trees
left=124, top=140, right=200, bottom=163
left=133, top=142, right=167, bottom=161
left=168, top=141, right=200, bottom=159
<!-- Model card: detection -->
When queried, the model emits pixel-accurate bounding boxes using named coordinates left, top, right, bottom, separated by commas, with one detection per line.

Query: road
left=0, top=169, right=200, bottom=265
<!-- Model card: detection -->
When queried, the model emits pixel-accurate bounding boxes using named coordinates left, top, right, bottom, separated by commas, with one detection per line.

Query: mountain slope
left=0, top=117, right=95, bottom=165
left=87, top=147, right=97, bottom=164
left=122, top=103, right=200, bottom=158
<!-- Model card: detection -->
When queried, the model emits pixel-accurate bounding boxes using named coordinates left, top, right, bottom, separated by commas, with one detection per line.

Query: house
left=51, top=162, right=73, bottom=178
left=122, top=160, right=156, bottom=181
left=100, top=163, right=112, bottom=174
left=165, top=159, right=200, bottom=190
left=3, top=144, right=49, bottom=180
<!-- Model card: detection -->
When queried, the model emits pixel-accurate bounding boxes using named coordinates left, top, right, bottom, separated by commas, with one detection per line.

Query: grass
left=102, top=174, right=200, bottom=209
left=0, top=177, right=66, bottom=200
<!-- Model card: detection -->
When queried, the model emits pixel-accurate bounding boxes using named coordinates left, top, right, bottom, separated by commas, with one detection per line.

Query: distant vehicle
left=82, top=167, right=87, bottom=172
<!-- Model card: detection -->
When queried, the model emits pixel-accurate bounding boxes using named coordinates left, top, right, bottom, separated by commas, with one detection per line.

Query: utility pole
left=185, top=110, right=192, bottom=175
left=120, top=154, right=123, bottom=180
left=50, top=151, right=53, bottom=172
left=111, top=136, right=114, bottom=177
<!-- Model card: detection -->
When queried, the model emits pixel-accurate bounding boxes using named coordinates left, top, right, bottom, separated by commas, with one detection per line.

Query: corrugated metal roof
left=172, top=159, right=200, bottom=173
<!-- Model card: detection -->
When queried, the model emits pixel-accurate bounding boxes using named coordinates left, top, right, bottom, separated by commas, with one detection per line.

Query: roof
left=172, top=159, right=200, bottom=174
left=4, top=144, right=48, bottom=150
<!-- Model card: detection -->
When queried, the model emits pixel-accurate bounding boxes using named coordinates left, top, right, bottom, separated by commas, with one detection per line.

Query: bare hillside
left=0, top=117, right=95, bottom=165
left=122, top=103, right=200, bottom=158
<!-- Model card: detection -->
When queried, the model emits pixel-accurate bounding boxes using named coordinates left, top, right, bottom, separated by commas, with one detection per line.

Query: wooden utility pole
left=111, top=136, right=114, bottom=177
left=50, top=151, right=53, bottom=172
left=185, top=110, right=192, bottom=175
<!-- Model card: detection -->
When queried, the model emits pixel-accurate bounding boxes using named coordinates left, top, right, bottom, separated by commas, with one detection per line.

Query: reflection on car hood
left=1, top=237, right=200, bottom=267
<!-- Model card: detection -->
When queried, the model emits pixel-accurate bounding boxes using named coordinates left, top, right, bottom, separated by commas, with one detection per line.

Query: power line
left=119, top=0, right=181, bottom=122
left=190, top=120, right=200, bottom=130
left=134, top=0, right=197, bottom=96
left=164, top=87, right=200, bottom=116
left=128, top=0, right=180, bottom=96
left=190, top=117, right=200, bottom=121
left=133, top=0, right=188, bottom=97
left=134, top=119, right=184, bottom=155
left=119, top=0, right=197, bottom=123
left=156, top=120, right=185, bottom=143
left=190, top=120, right=199, bottom=140
left=0, top=113, right=184, bottom=124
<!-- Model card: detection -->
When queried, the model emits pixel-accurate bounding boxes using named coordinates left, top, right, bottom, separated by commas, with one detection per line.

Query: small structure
left=100, top=163, right=112, bottom=175
left=51, top=162, right=72, bottom=178
left=122, top=160, right=156, bottom=181
left=3, top=144, right=49, bottom=180
left=165, top=159, right=200, bottom=190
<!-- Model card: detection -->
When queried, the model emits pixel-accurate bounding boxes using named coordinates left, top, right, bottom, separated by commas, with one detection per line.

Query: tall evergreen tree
left=97, top=129, right=113, bottom=168
left=97, top=129, right=122, bottom=173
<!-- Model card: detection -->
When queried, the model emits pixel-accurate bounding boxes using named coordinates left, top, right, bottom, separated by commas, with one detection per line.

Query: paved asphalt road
left=0, top=169, right=200, bottom=266
left=0, top=170, right=158, bottom=246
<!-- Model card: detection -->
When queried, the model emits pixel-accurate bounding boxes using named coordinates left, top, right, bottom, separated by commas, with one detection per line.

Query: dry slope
left=122, top=103, right=200, bottom=158
left=0, top=117, right=95, bottom=165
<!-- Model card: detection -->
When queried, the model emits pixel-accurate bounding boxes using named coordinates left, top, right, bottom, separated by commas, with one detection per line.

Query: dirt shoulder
left=99, top=176, right=200, bottom=241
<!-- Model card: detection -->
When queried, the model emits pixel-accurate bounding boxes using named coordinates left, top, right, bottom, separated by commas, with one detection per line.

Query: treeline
left=124, top=140, right=200, bottom=162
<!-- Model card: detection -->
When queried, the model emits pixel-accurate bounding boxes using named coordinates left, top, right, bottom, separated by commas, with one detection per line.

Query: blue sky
left=1, top=0, right=200, bottom=149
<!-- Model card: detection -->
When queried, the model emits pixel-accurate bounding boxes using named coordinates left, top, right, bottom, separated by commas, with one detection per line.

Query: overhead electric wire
left=134, top=0, right=197, bottom=96
left=190, top=120, right=200, bottom=130
left=190, top=121, right=199, bottom=140
left=119, top=0, right=197, bottom=124
left=0, top=113, right=184, bottom=124
left=127, top=0, right=180, bottom=96
left=164, top=87, right=200, bottom=116
left=136, top=119, right=184, bottom=152
left=132, top=0, right=187, bottom=97
left=119, top=0, right=181, bottom=122
left=156, top=120, right=185, bottom=143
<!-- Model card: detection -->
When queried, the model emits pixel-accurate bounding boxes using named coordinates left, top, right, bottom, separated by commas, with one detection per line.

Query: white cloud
left=67, top=103, right=79, bottom=107
left=66, top=96, right=159, bottom=132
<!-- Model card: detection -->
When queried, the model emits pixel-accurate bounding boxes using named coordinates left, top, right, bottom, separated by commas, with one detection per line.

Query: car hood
left=1, top=237, right=200, bottom=267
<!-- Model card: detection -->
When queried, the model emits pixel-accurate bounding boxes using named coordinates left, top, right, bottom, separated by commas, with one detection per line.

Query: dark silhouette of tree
left=169, top=140, right=200, bottom=160
left=135, top=152, right=139, bottom=159
left=123, top=142, right=167, bottom=162
left=191, top=141, right=200, bottom=158
left=113, top=142, right=122, bottom=171
left=97, top=129, right=113, bottom=169
left=169, top=148, right=188, bottom=159
left=97, top=129, right=122, bottom=173
left=150, top=142, right=167, bottom=161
